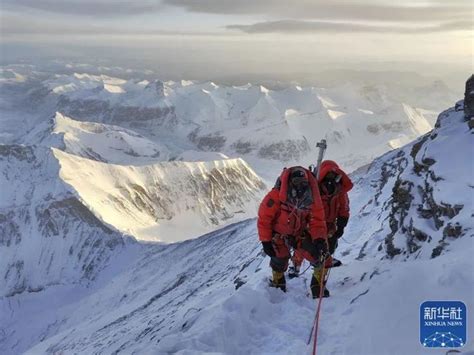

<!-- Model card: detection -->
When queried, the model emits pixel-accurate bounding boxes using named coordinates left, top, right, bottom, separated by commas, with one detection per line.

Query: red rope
left=311, top=262, right=327, bottom=355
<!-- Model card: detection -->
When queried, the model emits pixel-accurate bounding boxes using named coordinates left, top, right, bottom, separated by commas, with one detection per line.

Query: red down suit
left=257, top=167, right=327, bottom=271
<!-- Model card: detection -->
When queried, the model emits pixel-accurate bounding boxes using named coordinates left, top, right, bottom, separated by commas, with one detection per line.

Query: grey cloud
left=0, top=15, right=207, bottom=36
left=3, top=0, right=471, bottom=23
left=2, top=0, right=164, bottom=16
left=5, top=14, right=468, bottom=38
left=165, top=0, right=471, bottom=23
left=227, top=20, right=473, bottom=34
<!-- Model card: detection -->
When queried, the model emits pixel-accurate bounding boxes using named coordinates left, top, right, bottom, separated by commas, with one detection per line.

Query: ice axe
left=311, top=139, right=327, bottom=179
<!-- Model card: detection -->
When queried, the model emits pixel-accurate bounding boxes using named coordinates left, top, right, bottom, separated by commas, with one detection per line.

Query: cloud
left=3, top=0, right=471, bottom=24
left=0, top=14, right=222, bottom=37
left=5, top=14, right=468, bottom=38
left=165, top=0, right=471, bottom=23
left=2, top=0, right=471, bottom=39
left=2, top=0, right=164, bottom=16
left=227, top=20, right=473, bottom=34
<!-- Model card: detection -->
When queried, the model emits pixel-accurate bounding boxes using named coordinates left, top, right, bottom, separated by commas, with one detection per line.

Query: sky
left=0, top=0, right=472, bottom=84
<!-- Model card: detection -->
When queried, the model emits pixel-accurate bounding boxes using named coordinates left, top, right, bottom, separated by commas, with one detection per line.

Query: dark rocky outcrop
left=464, top=74, right=474, bottom=119
left=258, top=139, right=310, bottom=161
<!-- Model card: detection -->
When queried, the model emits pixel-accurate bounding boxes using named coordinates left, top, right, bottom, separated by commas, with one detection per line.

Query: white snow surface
left=345, top=103, right=473, bottom=261
left=3, top=219, right=472, bottom=355
left=48, top=73, right=437, bottom=178
left=54, top=148, right=265, bottom=241
left=1, top=65, right=459, bottom=182
left=0, top=144, right=132, bottom=301
left=25, top=112, right=172, bottom=165
left=1, top=100, right=472, bottom=354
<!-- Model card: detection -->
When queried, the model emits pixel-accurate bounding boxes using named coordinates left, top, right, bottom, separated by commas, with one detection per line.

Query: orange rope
left=311, top=262, right=328, bottom=355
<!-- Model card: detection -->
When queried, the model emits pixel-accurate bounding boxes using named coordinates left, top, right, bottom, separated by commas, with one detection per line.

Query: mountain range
left=0, top=64, right=471, bottom=354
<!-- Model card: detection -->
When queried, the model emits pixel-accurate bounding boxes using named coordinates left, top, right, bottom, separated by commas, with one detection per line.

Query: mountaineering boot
left=269, top=270, right=286, bottom=292
left=310, top=277, right=330, bottom=298
left=288, top=265, right=300, bottom=279
left=324, top=255, right=342, bottom=269
left=310, top=267, right=329, bottom=299
left=331, top=258, right=342, bottom=268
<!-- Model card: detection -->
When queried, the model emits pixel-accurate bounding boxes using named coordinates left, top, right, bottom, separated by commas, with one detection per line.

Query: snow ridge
left=346, top=101, right=472, bottom=261
left=2, top=65, right=459, bottom=181
left=54, top=148, right=266, bottom=241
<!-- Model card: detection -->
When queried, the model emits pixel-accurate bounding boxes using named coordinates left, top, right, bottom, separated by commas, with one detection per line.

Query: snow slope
left=25, top=112, right=171, bottom=165
left=2, top=109, right=266, bottom=242
left=54, top=148, right=265, bottom=241
left=3, top=218, right=472, bottom=354
left=1, top=100, right=472, bottom=354
left=0, top=145, right=131, bottom=299
left=345, top=101, right=473, bottom=261
left=24, top=111, right=235, bottom=165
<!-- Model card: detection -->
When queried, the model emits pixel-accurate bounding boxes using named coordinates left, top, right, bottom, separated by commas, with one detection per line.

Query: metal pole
left=313, top=139, right=327, bottom=179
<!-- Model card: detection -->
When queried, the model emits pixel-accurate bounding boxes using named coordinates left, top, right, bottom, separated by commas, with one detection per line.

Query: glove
left=261, top=241, right=276, bottom=257
left=311, top=238, right=328, bottom=261
left=333, top=216, right=348, bottom=239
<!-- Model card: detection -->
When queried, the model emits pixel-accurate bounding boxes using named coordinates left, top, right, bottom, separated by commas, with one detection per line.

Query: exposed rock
left=366, top=122, right=406, bottom=135
left=146, top=80, right=165, bottom=97
left=258, top=139, right=310, bottom=161
left=0, top=212, right=21, bottom=246
left=431, top=222, right=463, bottom=259
left=57, top=96, right=177, bottom=129
left=443, top=222, right=463, bottom=238
left=406, top=220, right=430, bottom=253
left=231, top=140, right=255, bottom=155
left=0, top=144, right=36, bottom=162
left=464, top=74, right=474, bottom=119
left=188, top=131, right=227, bottom=151
left=431, top=241, right=448, bottom=259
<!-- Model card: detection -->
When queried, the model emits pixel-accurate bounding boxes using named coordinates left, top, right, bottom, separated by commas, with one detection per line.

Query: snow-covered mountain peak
left=0, top=68, right=26, bottom=83
left=259, top=85, right=270, bottom=94
left=2, top=65, right=458, bottom=181
left=145, top=79, right=166, bottom=97
left=23, top=112, right=171, bottom=165
left=181, top=79, right=194, bottom=87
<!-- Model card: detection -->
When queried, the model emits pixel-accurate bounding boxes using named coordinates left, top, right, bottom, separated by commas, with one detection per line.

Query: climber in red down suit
left=257, top=166, right=328, bottom=293
left=290, top=160, right=353, bottom=297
